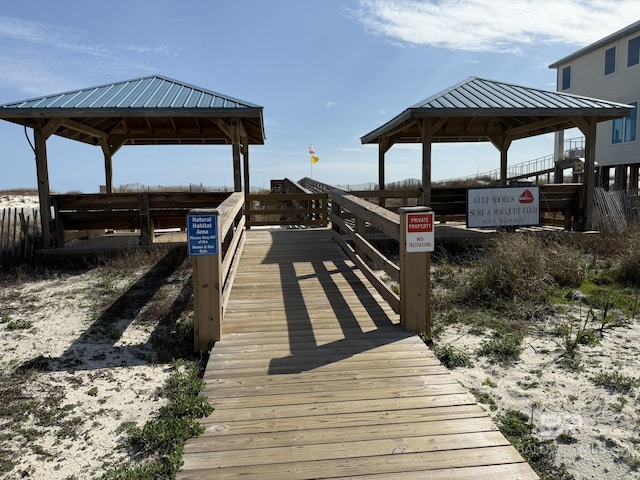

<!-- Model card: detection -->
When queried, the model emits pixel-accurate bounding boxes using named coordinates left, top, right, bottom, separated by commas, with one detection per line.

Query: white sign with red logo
left=467, top=186, right=540, bottom=228
left=406, top=212, right=435, bottom=252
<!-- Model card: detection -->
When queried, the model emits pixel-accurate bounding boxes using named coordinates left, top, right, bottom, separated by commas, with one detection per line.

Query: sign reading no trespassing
left=187, top=214, right=219, bottom=256
left=406, top=212, right=435, bottom=252
left=467, top=186, right=540, bottom=229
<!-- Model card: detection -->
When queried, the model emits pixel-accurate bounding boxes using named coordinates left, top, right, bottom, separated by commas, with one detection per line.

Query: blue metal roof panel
left=411, top=77, right=630, bottom=112
left=361, top=76, right=632, bottom=144
left=0, top=75, right=262, bottom=112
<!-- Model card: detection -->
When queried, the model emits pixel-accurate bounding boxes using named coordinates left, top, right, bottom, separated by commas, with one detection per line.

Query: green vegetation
left=0, top=245, right=211, bottom=479
left=429, top=227, right=640, bottom=478
left=470, top=387, right=498, bottom=411
left=434, top=343, right=472, bottom=368
left=592, top=371, right=640, bottom=394
left=1, top=316, right=33, bottom=330
left=477, top=331, right=524, bottom=365
left=497, top=409, right=574, bottom=480
left=101, top=361, right=213, bottom=479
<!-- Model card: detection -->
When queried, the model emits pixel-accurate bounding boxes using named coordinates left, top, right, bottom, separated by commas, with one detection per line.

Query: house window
left=561, top=65, right=571, bottom=90
left=625, top=102, right=637, bottom=142
left=612, top=117, right=623, bottom=143
left=612, top=101, right=637, bottom=144
left=628, top=36, right=640, bottom=67
left=605, top=46, right=616, bottom=75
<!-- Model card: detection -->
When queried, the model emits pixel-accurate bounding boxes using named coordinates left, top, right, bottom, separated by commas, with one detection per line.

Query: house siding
left=553, top=26, right=640, bottom=167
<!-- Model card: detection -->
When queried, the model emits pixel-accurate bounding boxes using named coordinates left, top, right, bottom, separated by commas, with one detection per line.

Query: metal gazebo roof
left=0, top=74, right=265, bottom=146
left=361, top=77, right=631, bottom=144
left=359, top=77, right=632, bottom=228
left=0, top=75, right=266, bottom=248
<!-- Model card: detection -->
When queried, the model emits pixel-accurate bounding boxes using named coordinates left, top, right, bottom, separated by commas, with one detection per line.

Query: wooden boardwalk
left=179, top=229, right=539, bottom=479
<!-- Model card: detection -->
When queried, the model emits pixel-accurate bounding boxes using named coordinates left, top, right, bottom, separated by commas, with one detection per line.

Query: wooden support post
left=420, top=121, right=433, bottom=206
left=614, top=165, right=628, bottom=190
left=574, top=118, right=597, bottom=230
left=399, top=206, right=432, bottom=337
left=242, top=143, right=251, bottom=228
left=331, top=195, right=342, bottom=235
left=138, top=193, right=152, bottom=245
left=100, top=139, right=114, bottom=194
left=489, top=136, right=512, bottom=186
left=233, top=142, right=241, bottom=192
left=190, top=209, right=222, bottom=352
left=34, top=125, right=52, bottom=248
left=630, top=166, right=639, bottom=191
left=378, top=138, right=389, bottom=209
left=554, top=163, right=563, bottom=184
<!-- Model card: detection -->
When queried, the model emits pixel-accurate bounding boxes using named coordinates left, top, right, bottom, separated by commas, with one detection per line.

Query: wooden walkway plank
left=178, top=229, right=539, bottom=479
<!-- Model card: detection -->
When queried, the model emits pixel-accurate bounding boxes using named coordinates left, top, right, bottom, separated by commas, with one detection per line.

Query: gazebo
left=0, top=75, right=265, bottom=246
left=360, top=77, right=631, bottom=228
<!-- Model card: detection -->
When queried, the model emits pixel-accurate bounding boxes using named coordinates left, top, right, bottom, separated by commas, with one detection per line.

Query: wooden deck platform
left=178, top=228, right=539, bottom=479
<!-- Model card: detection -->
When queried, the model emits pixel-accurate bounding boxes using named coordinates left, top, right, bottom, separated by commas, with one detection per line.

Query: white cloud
left=0, top=16, right=174, bottom=96
left=325, top=100, right=337, bottom=108
left=355, top=0, right=639, bottom=52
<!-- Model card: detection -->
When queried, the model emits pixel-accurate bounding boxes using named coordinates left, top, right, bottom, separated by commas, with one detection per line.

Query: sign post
left=399, top=206, right=434, bottom=337
left=187, top=210, right=221, bottom=352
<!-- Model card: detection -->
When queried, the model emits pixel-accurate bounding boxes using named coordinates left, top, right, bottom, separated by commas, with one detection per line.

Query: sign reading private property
left=406, top=211, right=435, bottom=252
left=467, top=186, right=540, bottom=228
left=187, top=214, right=219, bottom=256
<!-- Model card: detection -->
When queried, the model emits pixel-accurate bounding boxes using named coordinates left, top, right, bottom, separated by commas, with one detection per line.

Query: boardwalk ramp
left=179, top=228, right=538, bottom=479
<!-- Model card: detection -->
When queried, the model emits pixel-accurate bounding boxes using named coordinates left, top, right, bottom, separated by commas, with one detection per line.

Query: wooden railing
left=192, top=192, right=246, bottom=352
left=270, top=178, right=310, bottom=194
left=51, top=191, right=231, bottom=246
left=246, top=187, right=328, bottom=228
left=329, top=189, right=432, bottom=335
left=306, top=177, right=585, bottom=229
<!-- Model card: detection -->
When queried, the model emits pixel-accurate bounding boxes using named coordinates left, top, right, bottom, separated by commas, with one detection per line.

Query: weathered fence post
left=399, top=206, right=434, bottom=337
left=188, top=209, right=222, bottom=353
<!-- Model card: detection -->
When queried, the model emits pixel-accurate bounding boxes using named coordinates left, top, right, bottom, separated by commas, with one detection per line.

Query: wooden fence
left=0, top=208, right=42, bottom=268
left=592, top=188, right=640, bottom=233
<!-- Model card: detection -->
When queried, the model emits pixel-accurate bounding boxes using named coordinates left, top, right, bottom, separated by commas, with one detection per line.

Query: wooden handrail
left=329, top=188, right=432, bottom=334
left=245, top=192, right=328, bottom=228
left=329, top=189, right=399, bottom=240
left=191, top=193, right=246, bottom=353
left=329, top=189, right=402, bottom=312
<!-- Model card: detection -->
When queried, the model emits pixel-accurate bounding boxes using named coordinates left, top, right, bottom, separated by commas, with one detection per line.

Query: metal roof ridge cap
left=409, top=77, right=477, bottom=108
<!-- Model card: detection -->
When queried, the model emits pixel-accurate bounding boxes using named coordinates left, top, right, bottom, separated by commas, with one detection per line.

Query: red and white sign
left=406, top=212, right=435, bottom=252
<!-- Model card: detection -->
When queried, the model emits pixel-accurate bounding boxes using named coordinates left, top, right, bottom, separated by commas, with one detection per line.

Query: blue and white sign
left=187, top=214, right=219, bottom=256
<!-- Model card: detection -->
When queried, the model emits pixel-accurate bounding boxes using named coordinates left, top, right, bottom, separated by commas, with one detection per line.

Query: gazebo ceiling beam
left=213, top=118, right=233, bottom=139
left=61, top=119, right=109, bottom=141
left=109, top=131, right=232, bottom=144
left=505, top=116, right=564, bottom=138
left=42, top=118, right=65, bottom=139
left=381, top=118, right=419, bottom=144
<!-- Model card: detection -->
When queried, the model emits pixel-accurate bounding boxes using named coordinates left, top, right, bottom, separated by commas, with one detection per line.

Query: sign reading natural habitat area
left=187, top=214, right=219, bottom=256
left=466, top=186, right=540, bottom=228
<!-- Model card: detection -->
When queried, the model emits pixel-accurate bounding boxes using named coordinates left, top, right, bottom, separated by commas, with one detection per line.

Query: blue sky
left=0, top=0, right=637, bottom=192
